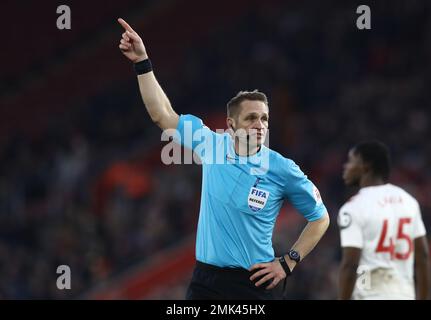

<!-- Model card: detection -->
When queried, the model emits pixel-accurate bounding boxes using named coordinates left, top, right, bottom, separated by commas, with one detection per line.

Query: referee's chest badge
left=248, top=187, right=270, bottom=212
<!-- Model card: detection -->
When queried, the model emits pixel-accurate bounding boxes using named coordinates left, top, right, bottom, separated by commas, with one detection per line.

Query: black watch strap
left=278, top=255, right=292, bottom=277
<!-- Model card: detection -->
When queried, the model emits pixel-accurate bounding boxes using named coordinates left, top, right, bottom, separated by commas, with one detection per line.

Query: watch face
left=289, top=250, right=299, bottom=260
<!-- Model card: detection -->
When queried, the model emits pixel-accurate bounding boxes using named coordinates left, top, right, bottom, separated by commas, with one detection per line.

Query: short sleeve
left=338, top=203, right=364, bottom=248
left=282, top=159, right=327, bottom=221
left=412, top=201, right=427, bottom=239
left=174, top=114, right=219, bottom=162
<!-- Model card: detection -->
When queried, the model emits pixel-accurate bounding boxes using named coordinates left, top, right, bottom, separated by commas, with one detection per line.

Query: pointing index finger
left=118, top=18, right=135, bottom=33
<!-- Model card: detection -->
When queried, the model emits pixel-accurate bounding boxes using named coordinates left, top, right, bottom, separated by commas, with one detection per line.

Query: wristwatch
left=287, top=249, right=301, bottom=264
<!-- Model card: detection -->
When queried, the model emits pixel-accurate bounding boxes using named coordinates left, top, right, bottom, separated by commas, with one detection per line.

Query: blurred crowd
left=1, top=1, right=430, bottom=299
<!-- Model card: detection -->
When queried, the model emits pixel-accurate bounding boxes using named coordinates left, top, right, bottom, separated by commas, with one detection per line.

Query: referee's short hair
left=227, top=90, right=268, bottom=118
left=353, top=140, right=391, bottom=181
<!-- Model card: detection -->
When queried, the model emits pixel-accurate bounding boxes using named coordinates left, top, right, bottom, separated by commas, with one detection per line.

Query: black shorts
left=186, top=261, right=284, bottom=300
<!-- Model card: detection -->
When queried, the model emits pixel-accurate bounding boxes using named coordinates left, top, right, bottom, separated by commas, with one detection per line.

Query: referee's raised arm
left=117, top=18, right=179, bottom=130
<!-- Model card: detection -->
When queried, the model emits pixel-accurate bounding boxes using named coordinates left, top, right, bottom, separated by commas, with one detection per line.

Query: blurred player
left=117, top=18, right=330, bottom=300
left=338, top=141, right=430, bottom=300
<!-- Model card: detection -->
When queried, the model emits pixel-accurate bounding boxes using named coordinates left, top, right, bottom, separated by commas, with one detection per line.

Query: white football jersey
left=338, top=183, right=427, bottom=299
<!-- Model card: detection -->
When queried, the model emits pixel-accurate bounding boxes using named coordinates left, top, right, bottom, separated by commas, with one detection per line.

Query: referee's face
left=234, top=100, right=269, bottom=146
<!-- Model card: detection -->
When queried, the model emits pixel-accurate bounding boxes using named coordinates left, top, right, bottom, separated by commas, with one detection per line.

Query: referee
left=118, top=18, right=330, bottom=300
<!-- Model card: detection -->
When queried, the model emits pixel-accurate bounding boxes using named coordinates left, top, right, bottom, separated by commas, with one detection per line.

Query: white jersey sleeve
left=338, top=201, right=364, bottom=248
left=412, top=200, right=426, bottom=239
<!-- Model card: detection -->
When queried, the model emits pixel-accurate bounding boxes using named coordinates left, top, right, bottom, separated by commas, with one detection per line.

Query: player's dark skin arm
left=338, top=247, right=361, bottom=300
left=414, top=236, right=430, bottom=300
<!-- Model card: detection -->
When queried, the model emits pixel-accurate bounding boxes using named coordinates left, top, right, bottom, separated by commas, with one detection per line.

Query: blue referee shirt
left=175, top=114, right=327, bottom=269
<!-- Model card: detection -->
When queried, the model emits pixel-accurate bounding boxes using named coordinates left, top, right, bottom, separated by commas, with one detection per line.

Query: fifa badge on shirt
left=248, top=187, right=270, bottom=212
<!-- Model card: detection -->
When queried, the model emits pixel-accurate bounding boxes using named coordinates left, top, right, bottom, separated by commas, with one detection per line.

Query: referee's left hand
left=249, top=260, right=288, bottom=290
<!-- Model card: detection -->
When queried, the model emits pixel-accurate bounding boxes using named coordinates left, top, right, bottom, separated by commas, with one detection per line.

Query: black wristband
left=278, top=256, right=292, bottom=277
left=134, top=58, right=152, bottom=75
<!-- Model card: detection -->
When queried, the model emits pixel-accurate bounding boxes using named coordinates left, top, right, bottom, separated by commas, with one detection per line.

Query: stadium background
left=0, top=0, right=430, bottom=299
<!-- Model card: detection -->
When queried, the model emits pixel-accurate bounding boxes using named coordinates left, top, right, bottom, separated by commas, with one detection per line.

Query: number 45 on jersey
left=376, top=218, right=413, bottom=260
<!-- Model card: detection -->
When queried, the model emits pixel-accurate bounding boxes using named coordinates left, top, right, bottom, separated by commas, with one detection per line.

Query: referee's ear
left=227, top=118, right=235, bottom=131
